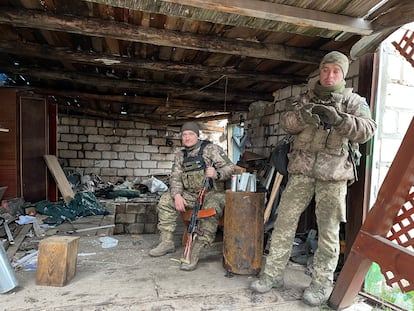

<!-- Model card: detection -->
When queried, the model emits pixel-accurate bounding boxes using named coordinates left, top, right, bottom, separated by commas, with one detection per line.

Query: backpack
left=270, top=135, right=293, bottom=176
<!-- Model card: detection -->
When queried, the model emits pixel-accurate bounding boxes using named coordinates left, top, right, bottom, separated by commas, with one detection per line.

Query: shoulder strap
left=182, top=140, right=211, bottom=172
left=182, top=140, right=211, bottom=158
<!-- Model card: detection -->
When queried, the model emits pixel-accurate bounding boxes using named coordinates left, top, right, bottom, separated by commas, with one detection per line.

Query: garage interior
left=0, top=1, right=414, bottom=310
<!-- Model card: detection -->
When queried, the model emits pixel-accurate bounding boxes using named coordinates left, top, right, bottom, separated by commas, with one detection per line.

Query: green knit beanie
left=319, top=51, right=349, bottom=77
left=181, top=122, right=200, bottom=136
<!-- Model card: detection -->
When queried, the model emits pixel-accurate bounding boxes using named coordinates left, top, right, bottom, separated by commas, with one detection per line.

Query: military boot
left=250, top=273, right=284, bottom=293
left=180, top=239, right=205, bottom=271
left=149, top=232, right=175, bottom=257
left=302, top=282, right=333, bottom=306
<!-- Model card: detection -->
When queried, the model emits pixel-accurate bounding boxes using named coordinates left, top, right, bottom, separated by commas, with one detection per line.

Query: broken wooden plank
left=43, top=155, right=75, bottom=202
left=6, top=224, right=32, bottom=260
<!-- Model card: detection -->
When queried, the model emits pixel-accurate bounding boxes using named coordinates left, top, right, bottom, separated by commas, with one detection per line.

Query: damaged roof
left=0, top=0, right=413, bottom=125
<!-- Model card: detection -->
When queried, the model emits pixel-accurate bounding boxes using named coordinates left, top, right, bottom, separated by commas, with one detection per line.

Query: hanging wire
left=167, top=74, right=229, bottom=111
left=170, top=75, right=227, bottom=97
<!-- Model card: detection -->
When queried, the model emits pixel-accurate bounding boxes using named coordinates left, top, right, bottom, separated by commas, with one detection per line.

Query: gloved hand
left=285, top=95, right=301, bottom=111
left=312, top=104, right=343, bottom=125
left=300, top=104, right=320, bottom=127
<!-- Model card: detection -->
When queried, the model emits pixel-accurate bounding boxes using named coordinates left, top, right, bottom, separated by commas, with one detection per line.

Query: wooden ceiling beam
left=85, top=0, right=373, bottom=36
left=0, top=8, right=325, bottom=64
left=370, top=0, right=414, bottom=30
left=34, top=89, right=250, bottom=112
left=56, top=103, right=232, bottom=126
left=0, top=40, right=306, bottom=85
left=1, top=65, right=268, bottom=103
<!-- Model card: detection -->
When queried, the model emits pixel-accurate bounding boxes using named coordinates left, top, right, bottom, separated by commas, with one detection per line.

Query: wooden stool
left=36, top=235, right=80, bottom=287
left=180, top=210, right=224, bottom=246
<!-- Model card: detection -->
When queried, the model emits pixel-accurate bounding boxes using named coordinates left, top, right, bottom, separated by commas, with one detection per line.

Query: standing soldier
left=250, top=51, right=377, bottom=306
left=150, top=122, right=234, bottom=271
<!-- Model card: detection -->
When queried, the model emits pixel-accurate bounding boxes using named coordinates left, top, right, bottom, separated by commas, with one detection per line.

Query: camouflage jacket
left=169, top=140, right=235, bottom=198
left=281, top=88, right=377, bottom=181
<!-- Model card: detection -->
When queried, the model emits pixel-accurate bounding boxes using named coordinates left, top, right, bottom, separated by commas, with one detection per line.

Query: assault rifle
left=180, top=177, right=216, bottom=264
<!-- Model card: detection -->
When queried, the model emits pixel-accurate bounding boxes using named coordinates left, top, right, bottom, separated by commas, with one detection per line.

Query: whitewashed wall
left=370, top=23, right=414, bottom=205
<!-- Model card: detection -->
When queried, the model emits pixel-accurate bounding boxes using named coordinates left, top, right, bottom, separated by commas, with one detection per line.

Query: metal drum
left=0, top=241, right=18, bottom=294
left=223, top=190, right=265, bottom=275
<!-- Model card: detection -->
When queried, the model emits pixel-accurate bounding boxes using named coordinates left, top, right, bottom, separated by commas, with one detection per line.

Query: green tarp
left=35, top=191, right=109, bottom=225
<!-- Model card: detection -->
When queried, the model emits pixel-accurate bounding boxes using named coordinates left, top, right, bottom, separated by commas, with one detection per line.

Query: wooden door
left=20, top=95, right=48, bottom=203
left=0, top=89, right=18, bottom=199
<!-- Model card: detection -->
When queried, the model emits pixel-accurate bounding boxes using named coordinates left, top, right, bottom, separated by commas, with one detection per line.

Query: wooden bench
left=180, top=209, right=224, bottom=246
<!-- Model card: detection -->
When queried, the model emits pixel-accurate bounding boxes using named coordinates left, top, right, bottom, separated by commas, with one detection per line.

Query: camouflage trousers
left=156, top=190, right=225, bottom=245
left=263, top=174, right=347, bottom=286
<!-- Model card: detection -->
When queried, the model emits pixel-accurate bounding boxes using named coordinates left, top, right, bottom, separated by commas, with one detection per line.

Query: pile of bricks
left=101, top=197, right=159, bottom=234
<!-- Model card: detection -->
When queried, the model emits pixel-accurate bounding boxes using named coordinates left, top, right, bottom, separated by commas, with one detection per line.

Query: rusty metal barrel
left=223, top=190, right=265, bottom=275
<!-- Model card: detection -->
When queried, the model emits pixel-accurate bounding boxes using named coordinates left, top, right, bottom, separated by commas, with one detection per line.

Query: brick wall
left=370, top=25, right=414, bottom=204
left=58, top=117, right=180, bottom=183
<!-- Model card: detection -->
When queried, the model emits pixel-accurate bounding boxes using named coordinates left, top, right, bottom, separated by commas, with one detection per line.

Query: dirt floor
left=1, top=215, right=372, bottom=311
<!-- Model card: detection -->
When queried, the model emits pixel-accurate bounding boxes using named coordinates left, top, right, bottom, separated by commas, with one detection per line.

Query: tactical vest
left=292, top=91, right=352, bottom=155
left=181, top=140, right=211, bottom=191
left=182, top=140, right=211, bottom=172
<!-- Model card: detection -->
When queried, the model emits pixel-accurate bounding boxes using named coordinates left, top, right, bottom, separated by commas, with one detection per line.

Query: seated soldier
left=149, top=121, right=234, bottom=271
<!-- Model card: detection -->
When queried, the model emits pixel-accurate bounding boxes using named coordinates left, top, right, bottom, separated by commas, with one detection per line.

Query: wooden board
left=43, top=155, right=75, bottom=202
left=6, top=224, right=32, bottom=260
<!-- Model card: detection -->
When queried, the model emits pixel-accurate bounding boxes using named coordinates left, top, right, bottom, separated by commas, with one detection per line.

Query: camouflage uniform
left=262, top=88, right=376, bottom=287
left=157, top=140, right=234, bottom=245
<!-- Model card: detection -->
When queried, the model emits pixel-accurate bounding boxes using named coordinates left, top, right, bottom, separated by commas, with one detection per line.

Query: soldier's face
left=319, top=63, right=344, bottom=86
left=181, top=130, right=199, bottom=148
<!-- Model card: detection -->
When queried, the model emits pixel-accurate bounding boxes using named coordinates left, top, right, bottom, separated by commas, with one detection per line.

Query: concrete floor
left=1, top=217, right=372, bottom=311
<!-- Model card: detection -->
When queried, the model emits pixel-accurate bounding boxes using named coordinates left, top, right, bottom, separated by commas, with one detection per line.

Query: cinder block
left=36, top=235, right=80, bottom=287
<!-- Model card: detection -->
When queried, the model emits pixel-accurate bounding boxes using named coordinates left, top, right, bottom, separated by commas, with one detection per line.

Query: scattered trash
left=78, top=252, right=96, bottom=257
left=15, top=215, right=37, bottom=225
left=33, top=222, right=46, bottom=237
left=114, top=196, right=128, bottom=202
left=23, top=256, right=38, bottom=271
left=12, top=250, right=38, bottom=269
left=99, top=236, right=118, bottom=248
left=141, top=176, right=168, bottom=193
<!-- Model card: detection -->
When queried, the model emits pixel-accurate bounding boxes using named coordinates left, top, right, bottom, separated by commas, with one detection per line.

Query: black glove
left=300, top=104, right=320, bottom=127
left=312, top=104, right=343, bottom=125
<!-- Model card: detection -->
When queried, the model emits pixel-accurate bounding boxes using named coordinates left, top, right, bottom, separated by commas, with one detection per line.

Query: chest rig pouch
left=181, top=140, right=211, bottom=191
left=293, top=92, right=349, bottom=155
